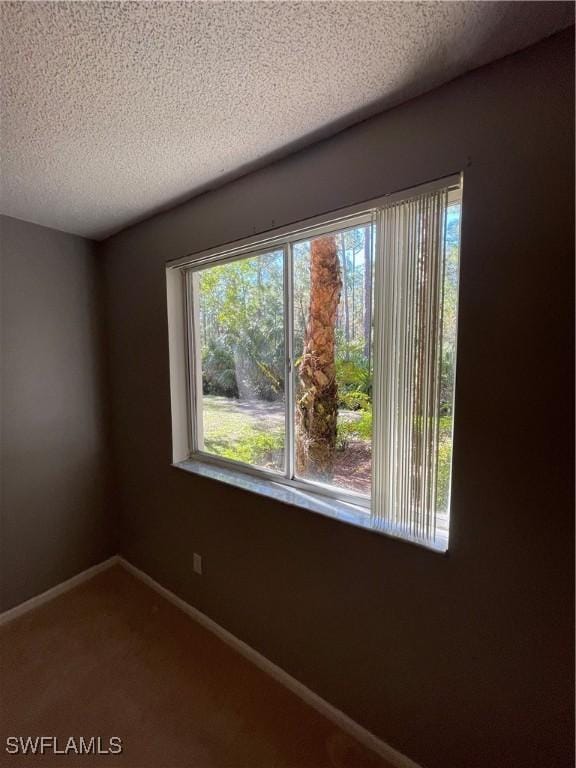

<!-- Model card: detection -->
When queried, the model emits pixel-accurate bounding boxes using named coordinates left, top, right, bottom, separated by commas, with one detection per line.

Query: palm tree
left=296, top=235, right=342, bottom=479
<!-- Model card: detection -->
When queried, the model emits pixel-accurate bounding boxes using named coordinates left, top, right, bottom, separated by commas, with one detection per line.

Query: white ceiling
left=0, top=2, right=573, bottom=240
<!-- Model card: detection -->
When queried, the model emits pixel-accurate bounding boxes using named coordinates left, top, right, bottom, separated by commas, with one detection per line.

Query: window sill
left=173, top=458, right=375, bottom=531
left=173, top=459, right=448, bottom=553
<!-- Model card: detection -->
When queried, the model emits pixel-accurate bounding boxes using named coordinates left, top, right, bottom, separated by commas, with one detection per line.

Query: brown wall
left=0, top=216, right=114, bottom=611
left=100, top=30, right=574, bottom=768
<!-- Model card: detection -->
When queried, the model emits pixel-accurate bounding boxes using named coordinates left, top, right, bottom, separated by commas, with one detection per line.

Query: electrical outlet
left=193, top=553, right=203, bottom=575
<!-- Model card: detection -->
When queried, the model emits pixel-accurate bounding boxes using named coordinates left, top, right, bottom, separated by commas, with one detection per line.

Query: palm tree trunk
left=296, top=235, right=342, bottom=479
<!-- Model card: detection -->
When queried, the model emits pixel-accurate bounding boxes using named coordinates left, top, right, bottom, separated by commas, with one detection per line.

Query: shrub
left=435, top=416, right=453, bottom=513
left=339, top=390, right=370, bottom=411
left=337, top=408, right=372, bottom=450
left=202, top=340, right=239, bottom=398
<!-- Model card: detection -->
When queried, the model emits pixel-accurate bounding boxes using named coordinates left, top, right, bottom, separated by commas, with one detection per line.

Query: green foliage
left=336, top=408, right=372, bottom=450
left=435, top=439, right=452, bottom=515
left=338, top=389, right=370, bottom=411
left=335, top=338, right=371, bottom=406
left=333, top=337, right=373, bottom=450
left=199, top=252, right=285, bottom=401
left=435, top=415, right=453, bottom=514
left=355, top=409, right=372, bottom=440
left=206, top=428, right=284, bottom=467
left=336, top=407, right=371, bottom=449
left=202, top=340, right=238, bottom=398
left=336, top=359, right=371, bottom=393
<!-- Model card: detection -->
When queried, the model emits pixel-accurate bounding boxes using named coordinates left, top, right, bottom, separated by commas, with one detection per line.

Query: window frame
left=183, top=217, right=374, bottom=510
left=166, top=173, right=462, bottom=542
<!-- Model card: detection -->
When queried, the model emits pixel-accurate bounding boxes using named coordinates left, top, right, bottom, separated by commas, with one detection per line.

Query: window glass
left=293, top=224, right=374, bottom=496
left=196, top=250, right=285, bottom=472
left=436, top=201, right=461, bottom=522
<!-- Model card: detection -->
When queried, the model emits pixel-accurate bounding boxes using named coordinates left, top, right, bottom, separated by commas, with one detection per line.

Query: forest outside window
left=167, top=175, right=462, bottom=550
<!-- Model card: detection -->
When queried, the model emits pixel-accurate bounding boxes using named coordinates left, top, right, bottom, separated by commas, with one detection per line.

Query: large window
left=167, top=176, right=461, bottom=550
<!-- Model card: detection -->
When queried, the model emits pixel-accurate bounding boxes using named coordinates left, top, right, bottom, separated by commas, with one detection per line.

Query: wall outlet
left=193, top=552, right=203, bottom=575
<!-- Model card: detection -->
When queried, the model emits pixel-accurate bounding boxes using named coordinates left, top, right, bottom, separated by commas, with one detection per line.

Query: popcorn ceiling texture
left=0, top=1, right=573, bottom=240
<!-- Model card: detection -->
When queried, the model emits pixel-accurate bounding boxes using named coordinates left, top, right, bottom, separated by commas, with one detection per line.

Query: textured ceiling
left=0, top=2, right=573, bottom=240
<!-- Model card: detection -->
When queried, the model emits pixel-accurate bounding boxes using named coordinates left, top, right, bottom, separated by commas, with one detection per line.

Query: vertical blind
left=372, top=184, right=453, bottom=549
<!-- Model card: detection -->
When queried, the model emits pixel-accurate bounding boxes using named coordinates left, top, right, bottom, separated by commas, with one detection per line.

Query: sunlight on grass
left=202, top=396, right=284, bottom=469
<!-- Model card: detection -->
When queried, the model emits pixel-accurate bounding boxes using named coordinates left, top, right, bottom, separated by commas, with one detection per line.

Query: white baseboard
left=118, top=556, right=423, bottom=768
left=0, top=555, right=121, bottom=626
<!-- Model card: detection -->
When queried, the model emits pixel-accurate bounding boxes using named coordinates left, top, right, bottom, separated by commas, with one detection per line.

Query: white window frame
left=166, top=173, right=462, bottom=549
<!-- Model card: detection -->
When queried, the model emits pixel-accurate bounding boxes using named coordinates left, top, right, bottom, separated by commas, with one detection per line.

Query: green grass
left=211, top=430, right=285, bottom=466
left=202, top=396, right=284, bottom=468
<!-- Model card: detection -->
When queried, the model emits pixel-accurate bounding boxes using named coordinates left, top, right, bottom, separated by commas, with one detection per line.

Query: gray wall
left=0, top=216, right=114, bottom=611
left=100, top=30, right=574, bottom=768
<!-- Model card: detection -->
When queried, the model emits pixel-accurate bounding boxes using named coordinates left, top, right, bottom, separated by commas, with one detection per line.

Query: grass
left=201, top=395, right=365, bottom=470
left=202, top=396, right=284, bottom=469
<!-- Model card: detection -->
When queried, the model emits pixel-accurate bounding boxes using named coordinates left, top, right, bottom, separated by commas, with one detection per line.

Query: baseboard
left=0, top=555, right=121, bottom=626
left=118, top=556, right=423, bottom=768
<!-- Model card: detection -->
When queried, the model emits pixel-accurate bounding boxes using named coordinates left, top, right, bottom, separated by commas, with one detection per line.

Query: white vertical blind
left=372, top=185, right=452, bottom=549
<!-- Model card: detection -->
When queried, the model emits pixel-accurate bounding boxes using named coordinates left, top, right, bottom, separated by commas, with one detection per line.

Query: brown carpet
left=0, top=565, right=392, bottom=768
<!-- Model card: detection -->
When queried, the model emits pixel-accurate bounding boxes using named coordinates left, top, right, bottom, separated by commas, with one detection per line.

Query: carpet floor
left=0, top=565, right=392, bottom=768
